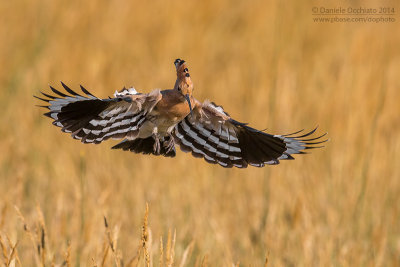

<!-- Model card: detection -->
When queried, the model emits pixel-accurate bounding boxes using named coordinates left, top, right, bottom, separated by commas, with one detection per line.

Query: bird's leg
left=164, top=133, right=176, bottom=153
left=152, top=127, right=161, bottom=155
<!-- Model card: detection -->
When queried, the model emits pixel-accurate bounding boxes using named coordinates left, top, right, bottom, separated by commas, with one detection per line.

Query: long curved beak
left=185, top=94, right=192, bottom=115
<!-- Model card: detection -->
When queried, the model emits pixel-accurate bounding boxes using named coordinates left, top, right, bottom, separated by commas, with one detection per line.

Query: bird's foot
left=153, top=134, right=161, bottom=155
left=164, top=134, right=175, bottom=154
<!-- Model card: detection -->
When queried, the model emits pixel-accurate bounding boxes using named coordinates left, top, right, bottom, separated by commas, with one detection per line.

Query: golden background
left=0, top=0, right=399, bottom=265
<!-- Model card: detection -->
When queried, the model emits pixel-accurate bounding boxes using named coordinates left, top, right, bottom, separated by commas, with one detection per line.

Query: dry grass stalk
left=7, top=236, right=21, bottom=267
left=201, top=255, right=208, bottom=267
left=40, top=227, right=45, bottom=266
left=104, top=217, right=114, bottom=252
left=0, top=235, right=9, bottom=265
left=7, top=239, right=19, bottom=267
left=0, top=204, right=7, bottom=229
left=165, top=229, right=176, bottom=266
left=159, top=236, right=164, bottom=267
left=147, top=227, right=153, bottom=267
left=35, top=205, right=47, bottom=267
left=126, top=244, right=142, bottom=267
left=15, top=254, right=22, bottom=267
left=142, top=203, right=150, bottom=267
left=91, top=257, right=98, bottom=267
left=51, top=255, right=55, bottom=267
left=264, top=253, right=269, bottom=267
left=14, top=206, right=41, bottom=266
left=0, top=235, right=19, bottom=267
left=165, top=229, right=171, bottom=265
left=62, top=241, right=71, bottom=267
left=178, top=241, right=194, bottom=267
left=166, top=229, right=176, bottom=267
left=101, top=238, right=110, bottom=267
left=103, top=216, right=123, bottom=267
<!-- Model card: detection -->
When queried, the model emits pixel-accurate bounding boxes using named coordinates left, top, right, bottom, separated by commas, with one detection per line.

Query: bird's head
left=174, top=58, right=193, bottom=113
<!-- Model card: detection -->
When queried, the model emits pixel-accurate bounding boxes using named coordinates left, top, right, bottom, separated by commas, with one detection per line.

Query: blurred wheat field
left=0, top=0, right=399, bottom=266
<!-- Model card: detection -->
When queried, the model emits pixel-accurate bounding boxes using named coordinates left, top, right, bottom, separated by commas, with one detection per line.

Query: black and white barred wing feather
left=174, top=100, right=327, bottom=168
left=35, top=83, right=160, bottom=144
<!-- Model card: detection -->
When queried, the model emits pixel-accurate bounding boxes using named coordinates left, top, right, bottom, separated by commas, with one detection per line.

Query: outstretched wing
left=35, top=82, right=161, bottom=144
left=173, top=100, right=327, bottom=168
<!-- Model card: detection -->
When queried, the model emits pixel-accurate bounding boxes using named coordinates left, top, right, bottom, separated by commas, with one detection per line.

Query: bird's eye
left=184, top=68, right=188, bottom=72
left=177, top=87, right=181, bottom=91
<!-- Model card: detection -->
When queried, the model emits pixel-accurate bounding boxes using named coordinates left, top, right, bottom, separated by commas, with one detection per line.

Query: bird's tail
left=111, top=136, right=176, bottom=157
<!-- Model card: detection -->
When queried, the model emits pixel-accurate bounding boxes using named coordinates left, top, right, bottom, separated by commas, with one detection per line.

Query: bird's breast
left=148, top=99, right=190, bottom=135
left=153, top=98, right=190, bottom=122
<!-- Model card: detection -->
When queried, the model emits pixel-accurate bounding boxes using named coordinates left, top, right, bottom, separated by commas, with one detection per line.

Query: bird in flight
left=35, top=59, right=327, bottom=168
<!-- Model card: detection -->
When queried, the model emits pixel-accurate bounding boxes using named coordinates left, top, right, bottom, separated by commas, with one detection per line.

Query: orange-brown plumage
left=155, top=90, right=191, bottom=121
left=173, top=59, right=194, bottom=97
left=153, top=59, right=195, bottom=123
left=35, top=59, right=327, bottom=167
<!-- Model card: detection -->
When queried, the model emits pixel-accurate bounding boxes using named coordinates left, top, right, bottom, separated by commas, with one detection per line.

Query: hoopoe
left=35, top=59, right=327, bottom=168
